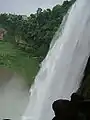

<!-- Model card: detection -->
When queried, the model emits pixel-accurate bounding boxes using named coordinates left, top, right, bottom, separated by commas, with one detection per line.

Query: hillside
left=0, top=0, right=75, bottom=85
left=0, top=41, right=39, bottom=85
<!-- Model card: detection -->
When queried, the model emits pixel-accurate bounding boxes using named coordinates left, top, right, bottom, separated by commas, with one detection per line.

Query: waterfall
left=22, top=0, right=90, bottom=120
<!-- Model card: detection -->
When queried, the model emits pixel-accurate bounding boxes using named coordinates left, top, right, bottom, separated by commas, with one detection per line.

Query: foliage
left=0, top=41, right=39, bottom=85
left=0, top=0, right=75, bottom=85
left=0, top=0, right=75, bottom=59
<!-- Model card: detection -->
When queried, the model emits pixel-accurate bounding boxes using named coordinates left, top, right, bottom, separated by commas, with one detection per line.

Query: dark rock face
left=78, top=56, right=90, bottom=99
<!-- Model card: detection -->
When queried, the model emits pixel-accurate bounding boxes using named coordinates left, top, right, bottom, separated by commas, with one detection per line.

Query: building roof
left=0, top=28, right=7, bottom=34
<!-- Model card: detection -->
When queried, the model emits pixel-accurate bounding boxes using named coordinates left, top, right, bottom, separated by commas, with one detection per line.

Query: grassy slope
left=0, top=41, right=39, bottom=85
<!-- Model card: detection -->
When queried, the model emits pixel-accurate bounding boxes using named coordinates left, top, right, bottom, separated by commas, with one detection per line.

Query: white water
left=23, top=0, right=90, bottom=120
left=0, top=70, right=29, bottom=120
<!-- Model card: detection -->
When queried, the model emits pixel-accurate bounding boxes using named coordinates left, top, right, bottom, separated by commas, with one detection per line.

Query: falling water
left=22, top=0, right=90, bottom=120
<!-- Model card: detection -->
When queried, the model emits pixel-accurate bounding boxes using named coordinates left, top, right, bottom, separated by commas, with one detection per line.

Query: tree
left=0, top=0, right=75, bottom=58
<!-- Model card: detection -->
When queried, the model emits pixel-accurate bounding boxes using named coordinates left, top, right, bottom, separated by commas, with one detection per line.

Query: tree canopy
left=0, top=0, right=75, bottom=60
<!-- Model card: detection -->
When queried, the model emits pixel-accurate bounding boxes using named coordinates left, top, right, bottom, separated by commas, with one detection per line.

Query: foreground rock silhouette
left=52, top=93, right=90, bottom=120
left=3, top=119, right=11, bottom=120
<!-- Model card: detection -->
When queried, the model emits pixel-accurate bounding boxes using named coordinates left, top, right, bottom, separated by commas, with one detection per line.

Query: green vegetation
left=0, top=0, right=75, bottom=85
left=0, top=41, right=39, bottom=85
left=0, top=0, right=75, bottom=58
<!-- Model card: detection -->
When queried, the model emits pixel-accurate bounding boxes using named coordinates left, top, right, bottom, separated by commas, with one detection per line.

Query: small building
left=0, top=28, right=7, bottom=40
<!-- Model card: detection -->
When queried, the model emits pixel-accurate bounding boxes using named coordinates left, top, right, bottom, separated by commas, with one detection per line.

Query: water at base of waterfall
left=0, top=72, right=29, bottom=120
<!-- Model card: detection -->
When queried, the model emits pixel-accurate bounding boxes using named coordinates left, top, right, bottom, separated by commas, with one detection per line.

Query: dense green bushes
left=0, top=0, right=75, bottom=59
